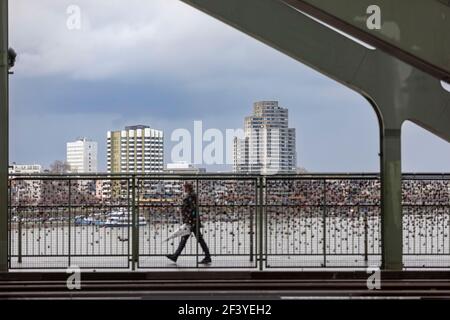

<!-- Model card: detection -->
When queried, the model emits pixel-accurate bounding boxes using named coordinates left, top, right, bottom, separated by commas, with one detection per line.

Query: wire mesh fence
left=9, top=176, right=131, bottom=269
left=264, top=177, right=381, bottom=268
left=136, top=177, right=258, bottom=269
left=7, top=173, right=450, bottom=270
left=402, top=175, right=450, bottom=268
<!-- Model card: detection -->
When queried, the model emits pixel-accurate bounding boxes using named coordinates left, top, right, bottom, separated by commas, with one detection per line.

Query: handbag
left=164, top=223, right=192, bottom=242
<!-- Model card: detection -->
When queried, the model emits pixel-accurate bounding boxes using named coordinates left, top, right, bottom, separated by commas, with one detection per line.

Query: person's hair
left=184, top=183, right=194, bottom=192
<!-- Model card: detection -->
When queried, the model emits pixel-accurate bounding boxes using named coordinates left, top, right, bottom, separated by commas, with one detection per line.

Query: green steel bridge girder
left=285, top=0, right=450, bottom=81
left=180, top=0, right=450, bottom=270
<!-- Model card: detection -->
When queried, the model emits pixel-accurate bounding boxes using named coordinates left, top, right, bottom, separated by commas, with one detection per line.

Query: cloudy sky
left=8, top=0, right=450, bottom=172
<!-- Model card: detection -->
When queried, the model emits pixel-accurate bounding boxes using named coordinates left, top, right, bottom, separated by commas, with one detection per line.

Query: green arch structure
left=1, top=0, right=449, bottom=271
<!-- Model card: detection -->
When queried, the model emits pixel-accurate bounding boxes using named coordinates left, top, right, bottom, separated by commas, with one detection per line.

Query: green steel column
left=380, top=128, right=402, bottom=270
left=0, top=0, right=8, bottom=273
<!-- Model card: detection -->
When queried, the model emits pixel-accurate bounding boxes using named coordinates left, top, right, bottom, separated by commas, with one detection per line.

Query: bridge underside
left=282, top=0, right=450, bottom=82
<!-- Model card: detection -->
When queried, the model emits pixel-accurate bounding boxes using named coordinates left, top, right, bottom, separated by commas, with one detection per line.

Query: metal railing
left=9, top=175, right=132, bottom=269
left=7, top=173, right=450, bottom=270
left=264, top=175, right=381, bottom=269
left=402, top=174, right=450, bottom=268
left=135, top=176, right=259, bottom=269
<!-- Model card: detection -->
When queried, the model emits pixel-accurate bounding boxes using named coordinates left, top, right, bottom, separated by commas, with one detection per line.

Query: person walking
left=166, top=182, right=212, bottom=264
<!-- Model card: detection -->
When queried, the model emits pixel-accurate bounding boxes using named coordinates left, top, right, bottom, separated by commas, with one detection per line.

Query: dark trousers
left=173, top=226, right=211, bottom=259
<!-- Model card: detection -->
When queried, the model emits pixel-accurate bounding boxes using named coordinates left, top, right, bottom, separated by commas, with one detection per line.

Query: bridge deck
left=1, top=271, right=450, bottom=299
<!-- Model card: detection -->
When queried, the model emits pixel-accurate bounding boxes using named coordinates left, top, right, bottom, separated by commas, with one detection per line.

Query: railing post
left=249, top=189, right=254, bottom=263
left=258, top=176, right=264, bottom=271
left=448, top=205, right=450, bottom=257
left=0, top=0, right=9, bottom=273
left=322, top=179, right=327, bottom=268
left=196, top=178, right=199, bottom=268
left=18, top=215, right=22, bottom=264
left=364, top=207, right=369, bottom=264
left=68, top=179, right=71, bottom=267
left=131, top=175, right=137, bottom=270
left=8, top=179, right=11, bottom=268
left=448, top=205, right=450, bottom=258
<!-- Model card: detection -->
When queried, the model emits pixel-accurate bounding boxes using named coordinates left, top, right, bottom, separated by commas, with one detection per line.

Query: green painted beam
left=0, top=0, right=9, bottom=272
left=287, top=0, right=450, bottom=80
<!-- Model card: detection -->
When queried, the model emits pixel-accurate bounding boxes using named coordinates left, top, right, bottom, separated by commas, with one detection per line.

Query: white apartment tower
left=233, top=101, right=297, bottom=174
left=66, top=138, right=98, bottom=173
left=107, top=125, right=164, bottom=173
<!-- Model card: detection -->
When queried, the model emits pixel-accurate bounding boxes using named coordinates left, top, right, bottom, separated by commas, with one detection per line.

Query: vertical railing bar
left=136, top=177, right=141, bottom=268
left=439, top=206, right=442, bottom=255
left=52, top=206, right=55, bottom=258
left=196, top=178, right=199, bottom=268
left=422, top=181, right=425, bottom=257
left=30, top=206, right=33, bottom=259
left=68, top=178, right=71, bottom=268
left=447, top=204, right=450, bottom=263
left=131, top=175, right=136, bottom=271
left=257, top=177, right=261, bottom=270
left=413, top=204, right=416, bottom=257
left=18, top=212, right=22, bottom=264
left=8, top=179, right=11, bottom=268
left=127, top=177, right=131, bottom=269
left=252, top=180, right=258, bottom=267
left=260, top=176, right=264, bottom=271
left=160, top=179, right=163, bottom=261
left=74, top=186, right=77, bottom=259
left=364, top=205, right=369, bottom=264
left=249, top=179, right=255, bottom=263
left=12, top=182, right=20, bottom=265
left=323, top=178, right=327, bottom=268
left=448, top=205, right=450, bottom=258
left=433, top=205, right=436, bottom=255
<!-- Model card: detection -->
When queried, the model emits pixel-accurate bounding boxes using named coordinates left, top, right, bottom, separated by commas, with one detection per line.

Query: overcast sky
left=8, top=0, right=450, bottom=172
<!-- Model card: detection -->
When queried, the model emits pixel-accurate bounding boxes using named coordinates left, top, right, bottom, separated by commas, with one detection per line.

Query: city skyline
left=11, top=101, right=298, bottom=174
left=9, top=95, right=450, bottom=173
left=9, top=0, right=450, bottom=173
